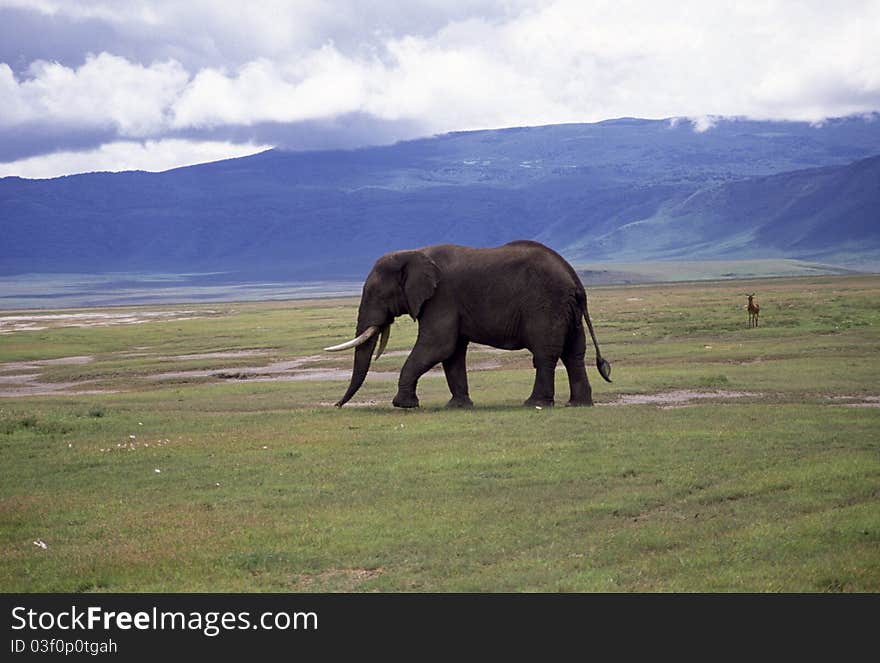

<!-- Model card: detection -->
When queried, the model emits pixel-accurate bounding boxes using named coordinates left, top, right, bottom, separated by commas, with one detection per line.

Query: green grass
left=1, top=275, right=878, bottom=591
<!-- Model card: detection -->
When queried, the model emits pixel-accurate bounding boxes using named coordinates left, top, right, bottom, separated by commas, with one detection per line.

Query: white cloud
left=690, top=116, right=719, bottom=133
left=0, top=139, right=270, bottom=178
left=1, top=52, right=189, bottom=136
left=171, top=48, right=378, bottom=128
left=0, top=63, right=31, bottom=123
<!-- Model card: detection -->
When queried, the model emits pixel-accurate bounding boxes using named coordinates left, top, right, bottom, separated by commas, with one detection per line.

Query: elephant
left=324, top=240, right=611, bottom=408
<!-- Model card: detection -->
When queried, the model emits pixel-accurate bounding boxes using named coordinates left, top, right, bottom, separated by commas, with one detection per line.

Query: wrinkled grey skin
left=334, top=240, right=611, bottom=408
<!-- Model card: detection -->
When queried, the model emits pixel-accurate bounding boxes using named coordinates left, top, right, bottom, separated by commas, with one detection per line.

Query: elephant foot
left=446, top=396, right=474, bottom=409
left=523, top=397, right=554, bottom=408
left=392, top=393, right=420, bottom=408
left=566, top=398, right=594, bottom=407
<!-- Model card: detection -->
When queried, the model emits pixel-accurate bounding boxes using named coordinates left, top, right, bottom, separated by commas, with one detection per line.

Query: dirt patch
left=603, top=390, right=761, bottom=407
left=827, top=395, right=880, bottom=408
left=0, top=379, right=117, bottom=398
left=152, top=355, right=325, bottom=380
left=1, top=355, right=94, bottom=373
left=161, top=349, right=271, bottom=361
left=0, top=356, right=115, bottom=397
left=324, top=388, right=762, bottom=409
left=460, top=360, right=502, bottom=371
left=0, top=310, right=217, bottom=334
left=373, top=350, right=410, bottom=358
left=153, top=357, right=501, bottom=383
left=318, top=399, right=384, bottom=408
left=216, top=368, right=403, bottom=383
left=296, top=567, right=384, bottom=590
left=0, top=373, right=41, bottom=384
left=242, top=360, right=500, bottom=383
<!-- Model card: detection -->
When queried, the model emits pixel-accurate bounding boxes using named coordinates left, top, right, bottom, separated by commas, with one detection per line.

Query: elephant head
left=325, top=249, right=440, bottom=407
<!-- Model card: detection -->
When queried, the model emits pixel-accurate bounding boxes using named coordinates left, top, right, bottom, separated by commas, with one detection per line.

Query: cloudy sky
left=1, top=0, right=879, bottom=178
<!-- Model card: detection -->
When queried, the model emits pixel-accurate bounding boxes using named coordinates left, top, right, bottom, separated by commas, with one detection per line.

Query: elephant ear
left=401, top=251, right=440, bottom=320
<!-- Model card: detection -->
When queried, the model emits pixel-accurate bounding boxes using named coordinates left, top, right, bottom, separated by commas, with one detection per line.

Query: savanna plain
left=1, top=275, right=878, bottom=592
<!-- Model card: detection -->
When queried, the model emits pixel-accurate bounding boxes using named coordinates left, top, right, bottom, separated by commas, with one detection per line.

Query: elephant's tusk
left=324, top=326, right=379, bottom=352
left=374, top=325, right=391, bottom=359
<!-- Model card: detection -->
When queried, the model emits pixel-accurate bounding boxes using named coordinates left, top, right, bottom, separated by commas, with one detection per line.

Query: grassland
left=1, top=275, right=878, bottom=592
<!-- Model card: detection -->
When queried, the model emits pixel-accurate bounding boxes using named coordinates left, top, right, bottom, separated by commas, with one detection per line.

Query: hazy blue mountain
left=2, top=115, right=879, bottom=280
left=565, top=154, right=880, bottom=264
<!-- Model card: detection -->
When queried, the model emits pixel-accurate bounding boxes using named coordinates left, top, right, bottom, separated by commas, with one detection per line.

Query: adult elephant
left=325, top=240, right=612, bottom=408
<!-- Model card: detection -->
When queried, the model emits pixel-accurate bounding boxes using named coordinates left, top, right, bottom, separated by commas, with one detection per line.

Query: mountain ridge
left=2, top=116, right=879, bottom=280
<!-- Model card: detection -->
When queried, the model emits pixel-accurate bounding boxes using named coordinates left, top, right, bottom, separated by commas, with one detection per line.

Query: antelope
left=747, top=293, right=760, bottom=328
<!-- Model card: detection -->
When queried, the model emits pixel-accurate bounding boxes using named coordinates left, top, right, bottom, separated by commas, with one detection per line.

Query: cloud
left=0, top=1, right=527, bottom=72
left=689, top=116, right=719, bottom=133
left=0, top=138, right=271, bottom=179
left=170, top=48, right=379, bottom=128
left=173, top=114, right=429, bottom=153
left=1, top=53, right=189, bottom=136
left=1, top=0, right=880, bottom=175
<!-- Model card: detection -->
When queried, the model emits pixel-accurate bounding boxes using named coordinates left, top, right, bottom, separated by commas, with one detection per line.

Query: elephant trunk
left=334, top=331, right=379, bottom=407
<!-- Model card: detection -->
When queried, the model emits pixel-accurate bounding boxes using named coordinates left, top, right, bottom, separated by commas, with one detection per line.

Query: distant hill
left=2, top=115, right=879, bottom=280
left=567, top=154, right=880, bottom=264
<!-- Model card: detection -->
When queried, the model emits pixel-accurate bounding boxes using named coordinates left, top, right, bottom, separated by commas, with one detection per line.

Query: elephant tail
left=581, top=293, right=612, bottom=383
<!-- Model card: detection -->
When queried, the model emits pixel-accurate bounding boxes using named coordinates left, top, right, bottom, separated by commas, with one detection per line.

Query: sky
left=1, top=0, right=879, bottom=178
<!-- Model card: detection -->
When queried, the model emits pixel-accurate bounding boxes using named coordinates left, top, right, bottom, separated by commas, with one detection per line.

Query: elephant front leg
left=392, top=356, right=425, bottom=408
left=393, top=343, right=449, bottom=408
left=442, top=338, right=473, bottom=408
left=523, top=355, right=558, bottom=407
left=393, top=314, right=458, bottom=408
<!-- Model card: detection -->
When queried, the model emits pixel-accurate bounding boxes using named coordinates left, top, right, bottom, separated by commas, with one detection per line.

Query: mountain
left=568, top=154, right=880, bottom=264
left=2, top=115, right=880, bottom=280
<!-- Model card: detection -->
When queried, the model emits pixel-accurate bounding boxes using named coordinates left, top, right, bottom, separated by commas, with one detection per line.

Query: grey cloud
left=0, top=7, right=161, bottom=74
left=0, top=1, right=525, bottom=73
left=171, top=113, right=430, bottom=152
left=0, top=122, right=116, bottom=161
left=0, top=113, right=428, bottom=163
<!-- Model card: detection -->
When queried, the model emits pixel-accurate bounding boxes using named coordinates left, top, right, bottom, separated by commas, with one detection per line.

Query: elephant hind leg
left=443, top=338, right=473, bottom=408
left=562, top=324, right=593, bottom=406
left=562, top=355, right=592, bottom=406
